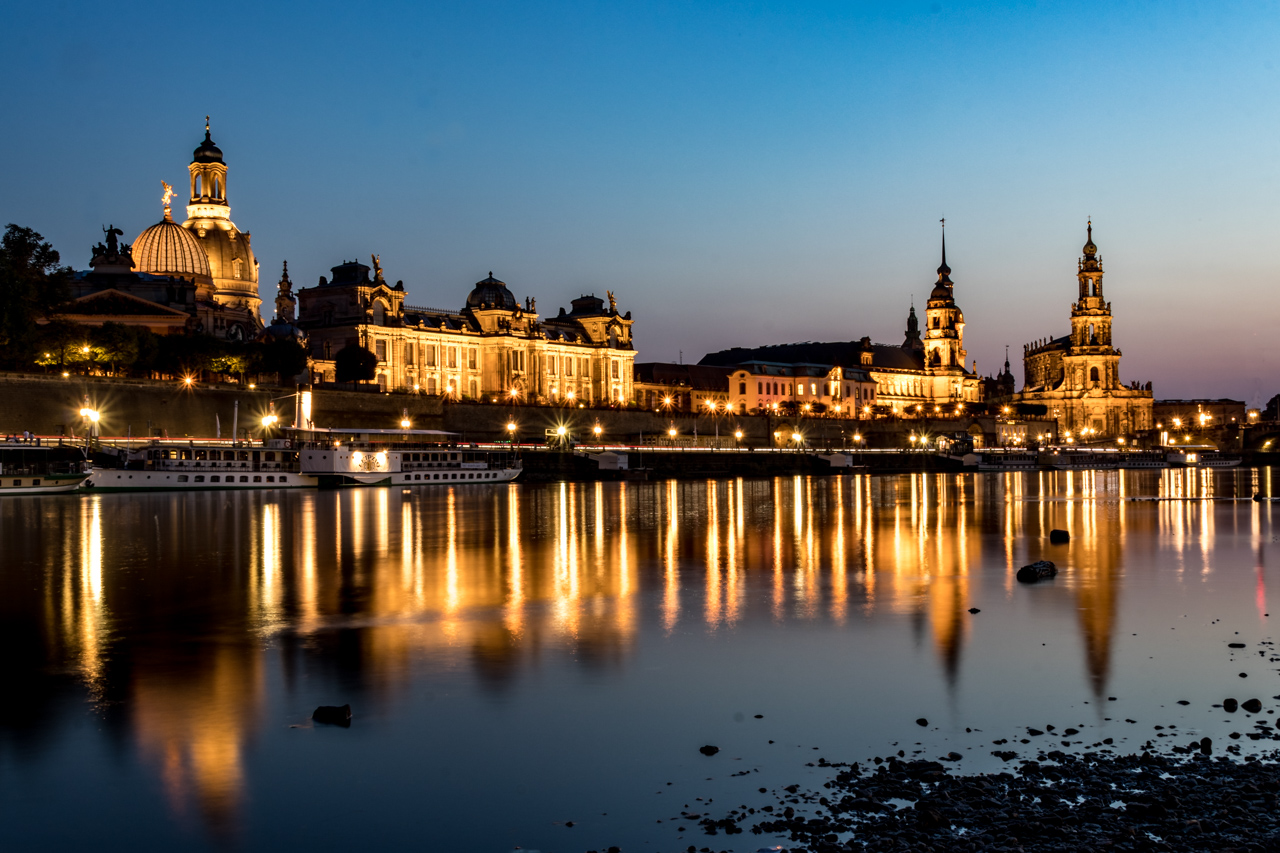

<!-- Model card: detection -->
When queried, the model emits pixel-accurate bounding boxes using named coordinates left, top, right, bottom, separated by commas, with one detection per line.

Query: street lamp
left=593, top=423, right=603, bottom=440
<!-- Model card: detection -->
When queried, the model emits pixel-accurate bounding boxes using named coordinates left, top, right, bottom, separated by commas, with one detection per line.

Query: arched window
left=1090, top=367, right=1099, bottom=383
left=372, top=302, right=386, bottom=325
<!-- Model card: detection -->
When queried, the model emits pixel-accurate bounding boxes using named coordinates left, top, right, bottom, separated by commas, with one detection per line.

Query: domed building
left=296, top=260, right=636, bottom=403
left=131, top=120, right=263, bottom=341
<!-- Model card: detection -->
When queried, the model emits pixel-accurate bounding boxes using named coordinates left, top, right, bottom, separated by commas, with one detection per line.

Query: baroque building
left=129, top=120, right=263, bottom=340
left=700, top=228, right=983, bottom=412
left=297, top=260, right=636, bottom=403
left=1005, top=224, right=1153, bottom=436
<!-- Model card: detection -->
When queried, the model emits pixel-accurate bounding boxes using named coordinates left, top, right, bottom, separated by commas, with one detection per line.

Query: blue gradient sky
left=2, top=1, right=1277, bottom=400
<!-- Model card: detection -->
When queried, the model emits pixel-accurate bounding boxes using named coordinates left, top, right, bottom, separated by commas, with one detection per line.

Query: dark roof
left=193, top=126, right=223, bottom=164
left=633, top=362, right=731, bottom=391
left=466, top=273, right=517, bottom=310
left=1027, top=335, right=1070, bottom=355
left=699, top=341, right=924, bottom=373
left=324, top=261, right=372, bottom=287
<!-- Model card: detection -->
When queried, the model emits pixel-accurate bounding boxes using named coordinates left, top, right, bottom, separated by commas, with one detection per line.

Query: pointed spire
left=937, top=218, right=952, bottom=284
left=1082, top=217, right=1098, bottom=259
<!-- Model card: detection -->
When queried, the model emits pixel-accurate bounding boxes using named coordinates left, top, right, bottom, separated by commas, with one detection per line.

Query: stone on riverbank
left=312, top=704, right=351, bottom=726
left=1016, top=560, right=1057, bottom=583
left=1049, top=529, right=1070, bottom=543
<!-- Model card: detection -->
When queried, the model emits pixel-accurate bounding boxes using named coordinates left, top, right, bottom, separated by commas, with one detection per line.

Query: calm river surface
left=2, top=469, right=1279, bottom=851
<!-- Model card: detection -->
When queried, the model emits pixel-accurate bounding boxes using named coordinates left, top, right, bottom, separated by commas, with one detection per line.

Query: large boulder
left=1017, top=560, right=1058, bottom=583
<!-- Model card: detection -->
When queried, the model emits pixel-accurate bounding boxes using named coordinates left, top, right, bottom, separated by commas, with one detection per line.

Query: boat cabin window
left=211, top=476, right=220, bottom=482
left=264, top=452, right=276, bottom=461
left=238, top=451, right=250, bottom=461
left=194, top=476, right=204, bottom=482
left=195, top=450, right=207, bottom=461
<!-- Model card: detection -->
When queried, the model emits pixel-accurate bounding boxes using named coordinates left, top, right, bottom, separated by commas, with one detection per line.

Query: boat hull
left=0, top=474, right=90, bottom=495
left=86, top=469, right=316, bottom=491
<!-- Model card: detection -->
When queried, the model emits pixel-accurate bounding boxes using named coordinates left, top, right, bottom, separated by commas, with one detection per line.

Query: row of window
left=750, top=381, right=870, bottom=399
left=401, top=471, right=503, bottom=482
left=176, top=475, right=283, bottom=483
left=151, top=449, right=282, bottom=462
left=8, top=479, right=39, bottom=487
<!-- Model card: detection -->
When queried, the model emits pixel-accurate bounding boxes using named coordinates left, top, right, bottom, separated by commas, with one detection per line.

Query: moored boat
left=86, top=439, right=314, bottom=491
left=295, top=428, right=521, bottom=487
left=0, top=439, right=91, bottom=494
left=1049, top=449, right=1120, bottom=470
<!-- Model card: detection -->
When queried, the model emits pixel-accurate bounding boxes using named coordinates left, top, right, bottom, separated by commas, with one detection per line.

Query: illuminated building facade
left=1006, top=224, right=1154, bottom=437
left=725, top=361, right=877, bottom=415
left=129, top=121, right=263, bottom=340
left=298, top=263, right=636, bottom=402
left=700, top=231, right=983, bottom=412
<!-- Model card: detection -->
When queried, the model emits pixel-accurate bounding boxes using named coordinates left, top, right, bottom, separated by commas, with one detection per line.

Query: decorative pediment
left=65, top=289, right=191, bottom=318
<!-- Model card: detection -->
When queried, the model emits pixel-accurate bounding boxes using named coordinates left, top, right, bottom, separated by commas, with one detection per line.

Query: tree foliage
left=335, top=345, right=378, bottom=385
left=0, top=224, right=71, bottom=368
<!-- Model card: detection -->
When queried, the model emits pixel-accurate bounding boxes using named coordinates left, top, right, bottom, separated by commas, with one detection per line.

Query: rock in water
left=313, top=704, right=352, bottom=726
left=699, top=745, right=720, bottom=756
left=968, top=607, right=981, bottom=614
left=916, top=718, right=929, bottom=727
left=1223, top=698, right=1239, bottom=713
left=1016, top=560, right=1058, bottom=583
left=1049, top=529, right=1070, bottom=543
left=1242, top=698, right=1263, bottom=713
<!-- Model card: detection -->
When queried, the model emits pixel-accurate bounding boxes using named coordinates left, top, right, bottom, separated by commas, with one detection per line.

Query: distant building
left=1001, top=224, right=1153, bottom=438
left=130, top=121, right=263, bottom=339
left=61, top=226, right=197, bottom=335
left=1153, top=399, right=1246, bottom=430
left=61, top=121, right=264, bottom=340
left=633, top=363, right=731, bottom=412
left=726, top=362, right=876, bottom=415
left=298, top=262, right=636, bottom=403
left=700, top=230, right=983, bottom=412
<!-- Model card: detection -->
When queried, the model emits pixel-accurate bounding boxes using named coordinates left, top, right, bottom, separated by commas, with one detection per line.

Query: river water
left=1, top=469, right=1278, bottom=851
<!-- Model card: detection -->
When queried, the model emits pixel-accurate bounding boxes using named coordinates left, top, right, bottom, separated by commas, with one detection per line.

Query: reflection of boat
left=296, top=428, right=522, bottom=487
left=86, top=439, right=313, bottom=490
left=1049, top=450, right=1119, bottom=470
left=0, top=440, right=90, bottom=494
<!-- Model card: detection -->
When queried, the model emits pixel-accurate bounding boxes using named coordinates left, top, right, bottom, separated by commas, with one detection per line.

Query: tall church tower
left=182, top=118, right=261, bottom=330
left=923, top=223, right=967, bottom=373
left=1062, top=221, right=1120, bottom=392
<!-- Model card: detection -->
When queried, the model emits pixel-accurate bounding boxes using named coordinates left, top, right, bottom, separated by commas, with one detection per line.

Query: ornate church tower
left=182, top=118, right=262, bottom=328
left=923, top=223, right=967, bottom=373
left=1061, top=221, right=1120, bottom=392
left=902, top=301, right=923, bottom=352
left=275, top=261, right=296, bottom=323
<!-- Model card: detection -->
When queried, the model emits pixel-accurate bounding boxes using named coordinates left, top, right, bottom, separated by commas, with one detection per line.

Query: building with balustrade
left=296, top=261, right=635, bottom=403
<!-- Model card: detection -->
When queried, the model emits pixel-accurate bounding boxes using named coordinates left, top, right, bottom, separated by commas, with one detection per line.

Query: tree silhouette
left=334, top=345, right=377, bottom=388
left=0, top=224, right=71, bottom=368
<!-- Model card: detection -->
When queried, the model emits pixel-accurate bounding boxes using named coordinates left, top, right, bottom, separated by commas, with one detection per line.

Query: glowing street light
left=734, top=429, right=743, bottom=441
left=593, top=423, right=603, bottom=438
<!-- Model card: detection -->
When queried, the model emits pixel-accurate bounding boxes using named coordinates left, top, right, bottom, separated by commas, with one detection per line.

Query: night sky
left=2, top=1, right=1276, bottom=400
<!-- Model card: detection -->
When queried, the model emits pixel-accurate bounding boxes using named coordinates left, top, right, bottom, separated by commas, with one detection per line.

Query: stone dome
left=186, top=219, right=258, bottom=299
left=466, top=272, right=517, bottom=310
left=133, top=214, right=213, bottom=282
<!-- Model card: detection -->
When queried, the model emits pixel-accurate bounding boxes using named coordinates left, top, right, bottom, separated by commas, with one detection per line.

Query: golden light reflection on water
left=9, top=469, right=1275, bottom=837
